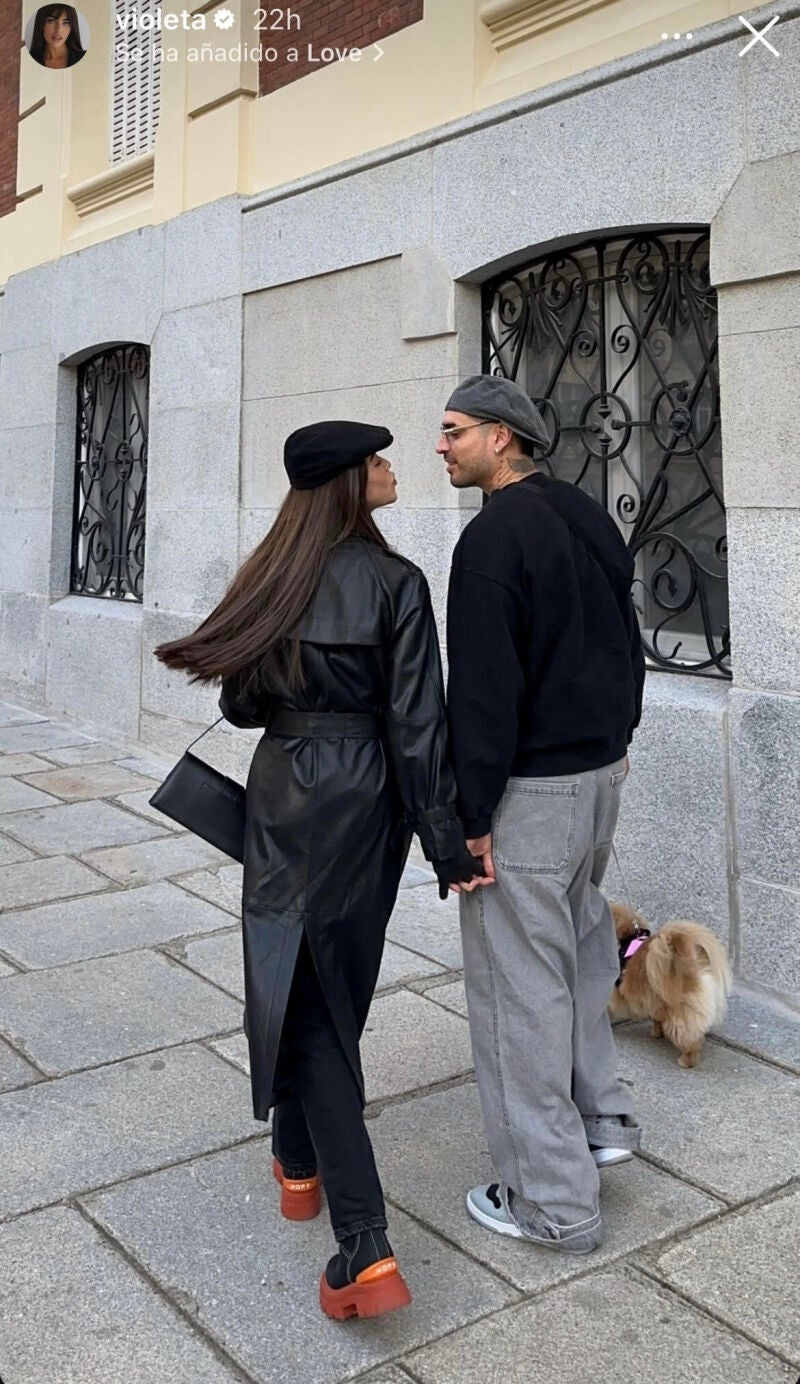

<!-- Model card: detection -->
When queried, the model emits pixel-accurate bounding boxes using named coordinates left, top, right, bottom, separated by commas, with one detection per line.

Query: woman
left=29, top=5, right=86, bottom=68
left=156, top=421, right=483, bottom=1320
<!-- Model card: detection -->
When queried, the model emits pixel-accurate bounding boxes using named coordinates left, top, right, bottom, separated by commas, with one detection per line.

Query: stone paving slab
left=0, top=832, right=34, bottom=866
left=0, top=1206, right=243, bottom=1384
left=84, top=1142, right=517, bottom=1384
left=0, top=1033, right=41, bottom=1093
left=386, top=885, right=463, bottom=970
left=405, top=1267, right=795, bottom=1384
left=210, top=992, right=475, bottom=1104
left=0, top=1043, right=257, bottom=1218
left=208, top=1032, right=251, bottom=1076
left=20, top=762, right=158, bottom=801
left=647, top=1187, right=800, bottom=1367
left=362, top=991, right=473, bottom=1101
left=0, top=752, right=53, bottom=776
left=420, top=977, right=468, bottom=1017
left=0, top=703, right=46, bottom=725
left=399, top=863, right=437, bottom=888
left=116, top=789, right=187, bottom=831
left=116, top=754, right=174, bottom=778
left=37, top=741, right=130, bottom=767
left=0, top=776, right=62, bottom=813
left=376, top=939, right=445, bottom=990
left=173, top=865, right=243, bottom=914
left=80, top=834, right=229, bottom=885
left=0, top=950, right=243, bottom=1075
left=713, top=987, right=800, bottom=1072
left=1, top=798, right=170, bottom=855
left=370, top=1082, right=722, bottom=1293
left=356, top=1369, right=409, bottom=1384
left=0, top=722, right=94, bottom=752
left=616, top=1026, right=800, bottom=1200
left=0, top=855, right=110, bottom=910
left=0, top=957, right=19, bottom=977
left=0, top=882, right=236, bottom=969
left=178, top=929, right=244, bottom=999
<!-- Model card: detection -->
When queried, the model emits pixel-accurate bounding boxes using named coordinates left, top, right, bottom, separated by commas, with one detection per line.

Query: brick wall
left=0, top=4, right=20, bottom=219
left=259, top=0, right=424, bottom=96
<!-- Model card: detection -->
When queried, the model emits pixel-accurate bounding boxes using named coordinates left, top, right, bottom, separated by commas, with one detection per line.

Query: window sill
left=49, top=594, right=143, bottom=623
left=480, top=0, right=616, bottom=51
left=66, top=153, right=155, bottom=220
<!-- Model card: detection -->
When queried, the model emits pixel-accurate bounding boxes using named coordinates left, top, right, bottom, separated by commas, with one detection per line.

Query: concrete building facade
left=1, top=1, right=799, bottom=1005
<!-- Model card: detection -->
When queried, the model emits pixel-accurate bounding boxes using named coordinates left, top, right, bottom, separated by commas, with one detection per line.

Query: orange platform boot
left=319, top=1229, right=412, bottom=1320
left=272, top=1156, right=322, bottom=1221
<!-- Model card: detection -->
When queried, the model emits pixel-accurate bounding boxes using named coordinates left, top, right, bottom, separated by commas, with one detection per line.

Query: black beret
left=284, top=420, right=393, bottom=490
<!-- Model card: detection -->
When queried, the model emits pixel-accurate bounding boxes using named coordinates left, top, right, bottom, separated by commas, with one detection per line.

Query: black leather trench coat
left=220, top=535, right=465, bottom=1122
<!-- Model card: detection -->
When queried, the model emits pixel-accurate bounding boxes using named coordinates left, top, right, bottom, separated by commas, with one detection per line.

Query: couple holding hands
left=157, top=373, right=644, bottom=1321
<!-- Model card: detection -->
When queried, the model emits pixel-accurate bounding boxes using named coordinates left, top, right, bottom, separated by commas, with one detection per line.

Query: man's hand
left=451, top=833, right=496, bottom=893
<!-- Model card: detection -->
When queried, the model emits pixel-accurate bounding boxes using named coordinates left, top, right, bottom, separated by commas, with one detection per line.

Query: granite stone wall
left=710, top=150, right=800, bottom=1004
left=0, top=199, right=244, bottom=759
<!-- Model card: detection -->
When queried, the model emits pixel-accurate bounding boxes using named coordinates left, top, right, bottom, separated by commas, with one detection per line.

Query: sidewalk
left=0, top=698, right=798, bottom=1384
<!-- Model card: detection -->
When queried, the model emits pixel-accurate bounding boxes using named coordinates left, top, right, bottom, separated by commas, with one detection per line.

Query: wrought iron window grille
left=70, top=344, right=149, bottom=602
left=482, top=231, right=729, bottom=678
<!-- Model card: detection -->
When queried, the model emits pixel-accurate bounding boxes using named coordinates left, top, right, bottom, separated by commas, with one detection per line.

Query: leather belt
left=266, top=706, right=383, bottom=739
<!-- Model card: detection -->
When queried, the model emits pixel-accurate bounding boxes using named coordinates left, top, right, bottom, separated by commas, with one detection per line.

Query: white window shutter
left=112, top=0, right=162, bottom=164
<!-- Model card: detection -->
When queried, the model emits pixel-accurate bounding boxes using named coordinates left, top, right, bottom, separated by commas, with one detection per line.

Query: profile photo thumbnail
left=24, top=5, right=89, bottom=70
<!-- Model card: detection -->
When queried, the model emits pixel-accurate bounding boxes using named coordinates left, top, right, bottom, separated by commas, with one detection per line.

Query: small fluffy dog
left=609, top=903, right=732, bottom=1068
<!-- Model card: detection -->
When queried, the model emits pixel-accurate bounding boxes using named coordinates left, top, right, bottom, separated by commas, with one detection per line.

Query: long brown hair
left=155, top=462, right=388, bottom=692
left=30, top=5, right=85, bottom=65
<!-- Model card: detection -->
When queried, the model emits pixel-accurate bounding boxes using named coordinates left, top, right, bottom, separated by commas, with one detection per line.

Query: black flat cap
left=446, top=375, right=549, bottom=447
left=284, top=420, right=393, bottom=490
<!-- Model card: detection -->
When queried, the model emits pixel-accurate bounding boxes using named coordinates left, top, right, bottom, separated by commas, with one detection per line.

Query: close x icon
left=738, top=13, right=781, bottom=55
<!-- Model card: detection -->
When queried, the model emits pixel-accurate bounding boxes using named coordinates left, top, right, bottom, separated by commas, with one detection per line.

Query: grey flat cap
left=446, top=374, right=549, bottom=447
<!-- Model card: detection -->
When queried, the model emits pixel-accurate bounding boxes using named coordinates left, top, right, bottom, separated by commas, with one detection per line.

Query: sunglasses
left=439, top=421, right=495, bottom=440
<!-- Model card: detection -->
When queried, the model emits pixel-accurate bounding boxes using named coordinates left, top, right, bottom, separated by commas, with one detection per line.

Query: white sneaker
left=590, top=1146, right=633, bottom=1168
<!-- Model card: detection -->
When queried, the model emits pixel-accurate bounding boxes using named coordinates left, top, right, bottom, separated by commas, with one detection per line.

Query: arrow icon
left=373, top=43, right=384, bottom=61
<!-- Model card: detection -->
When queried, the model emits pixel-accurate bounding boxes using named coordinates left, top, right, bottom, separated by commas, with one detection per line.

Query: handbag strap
left=185, top=715, right=224, bottom=753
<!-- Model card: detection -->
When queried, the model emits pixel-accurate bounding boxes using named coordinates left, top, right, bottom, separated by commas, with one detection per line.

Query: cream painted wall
left=246, top=0, right=476, bottom=191
left=474, top=0, right=742, bottom=107
left=0, top=0, right=752, bottom=284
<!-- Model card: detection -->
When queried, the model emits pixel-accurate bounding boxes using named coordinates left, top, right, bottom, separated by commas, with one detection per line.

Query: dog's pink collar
left=623, top=937, right=646, bottom=960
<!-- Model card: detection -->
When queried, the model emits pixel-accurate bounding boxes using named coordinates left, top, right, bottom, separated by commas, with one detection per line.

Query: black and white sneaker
left=467, top=1182, right=602, bottom=1254
left=466, top=1183, right=524, bottom=1237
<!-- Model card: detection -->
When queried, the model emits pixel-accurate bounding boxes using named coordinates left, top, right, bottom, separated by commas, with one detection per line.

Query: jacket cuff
left=464, top=815, right=492, bottom=838
left=412, top=808, right=466, bottom=866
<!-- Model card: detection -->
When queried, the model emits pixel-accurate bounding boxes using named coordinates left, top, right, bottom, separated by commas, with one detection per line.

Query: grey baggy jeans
left=460, top=758, right=641, bottom=1229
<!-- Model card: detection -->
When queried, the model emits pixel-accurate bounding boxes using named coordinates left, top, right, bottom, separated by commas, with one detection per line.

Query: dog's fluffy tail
left=644, top=922, right=732, bottom=1025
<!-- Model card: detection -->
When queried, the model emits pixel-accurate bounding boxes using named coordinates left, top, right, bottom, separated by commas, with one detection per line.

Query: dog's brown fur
left=608, top=904, right=732, bottom=1068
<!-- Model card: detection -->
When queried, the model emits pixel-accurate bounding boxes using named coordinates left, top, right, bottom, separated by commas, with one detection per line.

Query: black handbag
left=148, top=717, right=246, bottom=863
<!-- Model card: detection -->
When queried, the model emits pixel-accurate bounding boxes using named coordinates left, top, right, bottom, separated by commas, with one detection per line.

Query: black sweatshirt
left=446, top=472, right=645, bottom=837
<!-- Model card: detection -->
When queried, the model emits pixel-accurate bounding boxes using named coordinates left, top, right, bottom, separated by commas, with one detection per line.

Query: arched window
left=70, top=345, right=149, bottom=602
left=483, top=231, right=728, bottom=678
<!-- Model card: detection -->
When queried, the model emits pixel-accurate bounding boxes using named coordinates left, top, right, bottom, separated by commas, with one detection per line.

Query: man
left=440, top=374, right=645, bottom=1255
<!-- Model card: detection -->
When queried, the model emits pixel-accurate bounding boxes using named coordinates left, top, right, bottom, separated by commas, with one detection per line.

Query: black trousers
left=271, top=936, right=387, bottom=1241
